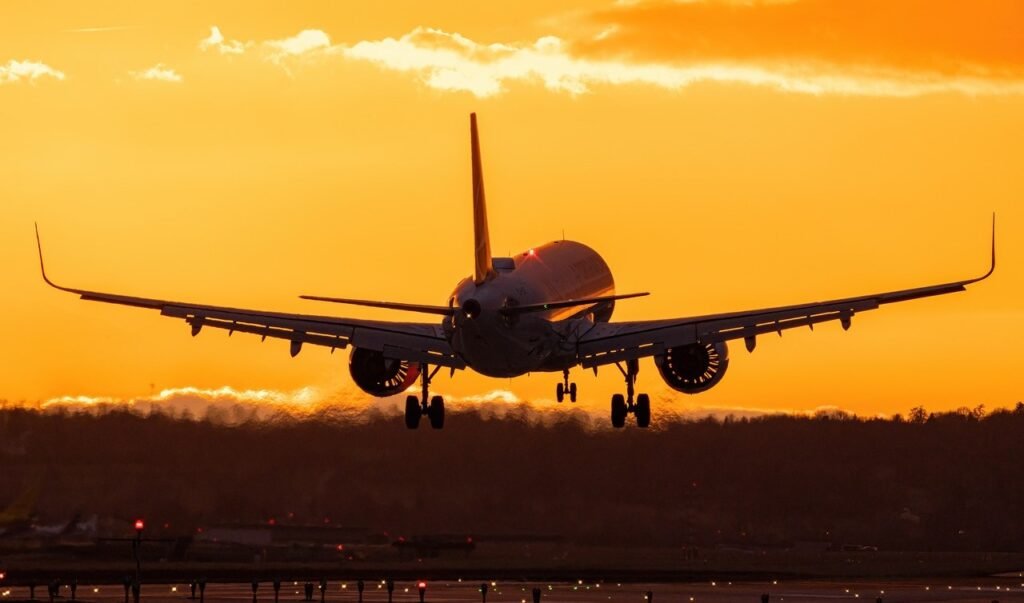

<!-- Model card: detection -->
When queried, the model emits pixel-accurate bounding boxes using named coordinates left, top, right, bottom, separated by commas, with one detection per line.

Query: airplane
left=36, top=113, right=995, bottom=430
left=0, top=476, right=42, bottom=537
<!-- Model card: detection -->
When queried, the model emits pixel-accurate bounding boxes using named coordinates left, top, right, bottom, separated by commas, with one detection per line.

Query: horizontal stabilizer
left=501, top=292, right=649, bottom=316
left=299, top=295, right=455, bottom=316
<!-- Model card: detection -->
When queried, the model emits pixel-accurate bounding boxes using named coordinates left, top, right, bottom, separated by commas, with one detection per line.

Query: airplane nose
left=461, top=298, right=482, bottom=319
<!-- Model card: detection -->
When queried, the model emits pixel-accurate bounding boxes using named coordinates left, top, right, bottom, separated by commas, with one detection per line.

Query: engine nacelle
left=348, top=347, right=420, bottom=397
left=655, top=342, right=730, bottom=394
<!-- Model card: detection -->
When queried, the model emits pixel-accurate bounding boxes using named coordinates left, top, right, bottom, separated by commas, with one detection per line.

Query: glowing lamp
left=417, top=582, right=427, bottom=589
left=134, top=519, right=144, bottom=532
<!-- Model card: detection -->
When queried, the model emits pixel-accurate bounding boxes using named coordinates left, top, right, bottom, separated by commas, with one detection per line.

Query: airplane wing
left=35, top=228, right=465, bottom=369
left=577, top=218, right=995, bottom=368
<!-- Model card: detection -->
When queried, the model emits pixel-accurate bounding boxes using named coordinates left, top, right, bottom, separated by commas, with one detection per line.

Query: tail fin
left=471, top=113, right=495, bottom=284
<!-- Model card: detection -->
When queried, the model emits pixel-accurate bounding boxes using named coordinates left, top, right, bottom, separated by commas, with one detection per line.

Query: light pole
left=132, top=519, right=144, bottom=585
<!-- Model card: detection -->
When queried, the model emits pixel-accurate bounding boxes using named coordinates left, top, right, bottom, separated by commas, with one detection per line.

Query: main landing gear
left=611, top=358, right=650, bottom=429
left=556, top=369, right=577, bottom=403
left=405, top=363, right=444, bottom=430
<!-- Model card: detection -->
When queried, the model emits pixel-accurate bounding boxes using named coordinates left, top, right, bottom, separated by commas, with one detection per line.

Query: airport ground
left=5, top=552, right=1024, bottom=603
left=5, top=578, right=1024, bottom=603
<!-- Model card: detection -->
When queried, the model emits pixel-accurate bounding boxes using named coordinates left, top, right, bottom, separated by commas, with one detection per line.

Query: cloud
left=199, top=26, right=330, bottom=62
left=196, top=2, right=1024, bottom=98
left=582, top=0, right=1024, bottom=82
left=64, top=25, right=135, bottom=33
left=34, top=383, right=840, bottom=429
left=131, top=64, right=183, bottom=83
left=0, top=60, right=65, bottom=84
left=199, top=26, right=246, bottom=55
left=337, top=26, right=1024, bottom=97
left=40, top=385, right=325, bottom=424
left=265, top=29, right=331, bottom=61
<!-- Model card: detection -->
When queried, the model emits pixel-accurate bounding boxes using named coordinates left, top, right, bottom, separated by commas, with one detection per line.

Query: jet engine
left=348, top=347, right=420, bottom=397
left=654, top=342, right=729, bottom=394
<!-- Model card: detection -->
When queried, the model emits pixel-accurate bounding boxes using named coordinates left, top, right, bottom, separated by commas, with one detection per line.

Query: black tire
left=569, top=382, right=577, bottom=402
left=610, top=394, right=627, bottom=428
left=405, top=395, right=421, bottom=429
left=556, top=382, right=565, bottom=403
left=635, top=393, right=651, bottom=428
left=428, top=395, right=445, bottom=429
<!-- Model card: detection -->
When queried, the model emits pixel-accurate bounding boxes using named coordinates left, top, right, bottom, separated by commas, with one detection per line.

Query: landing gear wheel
left=428, top=395, right=445, bottom=429
left=635, top=393, right=651, bottom=428
left=405, top=395, right=421, bottom=430
left=610, top=394, right=627, bottom=428
left=568, top=382, right=577, bottom=402
left=556, top=382, right=565, bottom=403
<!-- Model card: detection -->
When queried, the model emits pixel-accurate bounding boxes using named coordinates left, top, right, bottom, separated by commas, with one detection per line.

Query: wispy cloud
left=338, top=27, right=1024, bottom=98
left=199, top=26, right=330, bottom=62
left=581, top=0, right=1024, bottom=83
left=265, top=29, right=331, bottom=61
left=199, top=26, right=246, bottom=55
left=131, top=63, right=183, bottom=83
left=0, top=59, right=65, bottom=85
left=64, top=25, right=135, bottom=33
left=35, top=383, right=839, bottom=428
left=198, top=20, right=1024, bottom=98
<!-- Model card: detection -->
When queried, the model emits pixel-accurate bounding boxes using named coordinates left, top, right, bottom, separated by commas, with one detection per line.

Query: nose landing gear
left=405, top=364, right=445, bottom=429
left=610, top=359, right=650, bottom=428
left=556, top=369, right=577, bottom=403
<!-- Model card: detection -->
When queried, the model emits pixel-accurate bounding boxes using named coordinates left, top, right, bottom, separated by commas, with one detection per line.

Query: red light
left=0, top=571, right=6, bottom=580
left=134, top=519, right=144, bottom=531
left=417, top=582, right=427, bottom=589
left=466, top=536, right=473, bottom=543
left=335, top=544, right=344, bottom=552
left=267, top=518, right=276, bottom=526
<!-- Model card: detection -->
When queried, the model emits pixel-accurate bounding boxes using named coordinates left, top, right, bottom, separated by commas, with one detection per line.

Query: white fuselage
left=445, top=240, right=615, bottom=377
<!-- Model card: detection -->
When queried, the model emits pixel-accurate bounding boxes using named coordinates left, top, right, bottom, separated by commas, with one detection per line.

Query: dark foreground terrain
left=2, top=402, right=1023, bottom=582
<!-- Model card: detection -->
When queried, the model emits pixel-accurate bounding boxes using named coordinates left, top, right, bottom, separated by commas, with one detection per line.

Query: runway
left=5, top=579, right=1024, bottom=603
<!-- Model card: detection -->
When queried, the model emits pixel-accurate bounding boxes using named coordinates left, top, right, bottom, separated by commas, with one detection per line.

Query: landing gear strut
left=611, top=359, right=650, bottom=429
left=405, top=364, right=445, bottom=430
left=556, top=369, right=577, bottom=403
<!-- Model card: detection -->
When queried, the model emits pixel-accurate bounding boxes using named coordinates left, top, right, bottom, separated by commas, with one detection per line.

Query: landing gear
left=556, top=369, right=577, bottom=403
left=610, top=359, right=650, bottom=428
left=405, top=395, right=421, bottom=429
left=611, top=394, right=627, bottom=428
left=405, top=364, right=445, bottom=430
left=428, top=395, right=445, bottom=429
left=635, top=393, right=651, bottom=428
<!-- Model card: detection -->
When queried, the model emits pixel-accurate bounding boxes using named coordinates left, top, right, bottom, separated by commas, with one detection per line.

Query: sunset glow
left=2, top=0, right=1021, bottom=419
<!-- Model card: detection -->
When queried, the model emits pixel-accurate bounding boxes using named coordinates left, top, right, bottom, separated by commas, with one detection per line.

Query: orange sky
left=2, top=0, right=1022, bottom=420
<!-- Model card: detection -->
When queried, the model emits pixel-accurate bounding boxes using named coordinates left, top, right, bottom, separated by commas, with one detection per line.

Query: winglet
left=961, top=212, right=997, bottom=286
left=471, top=113, right=496, bottom=285
left=34, top=223, right=66, bottom=292
left=975, top=212, right=996, bottom=283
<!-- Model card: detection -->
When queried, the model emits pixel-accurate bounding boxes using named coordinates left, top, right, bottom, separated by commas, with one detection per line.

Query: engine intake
left=348, top=347, right=420, bottom=397
left=655, top=342, right=729, bottom=394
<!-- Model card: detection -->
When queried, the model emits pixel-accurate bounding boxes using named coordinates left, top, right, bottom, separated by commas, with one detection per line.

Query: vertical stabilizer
left=471, top=113, right=496, bottom=284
